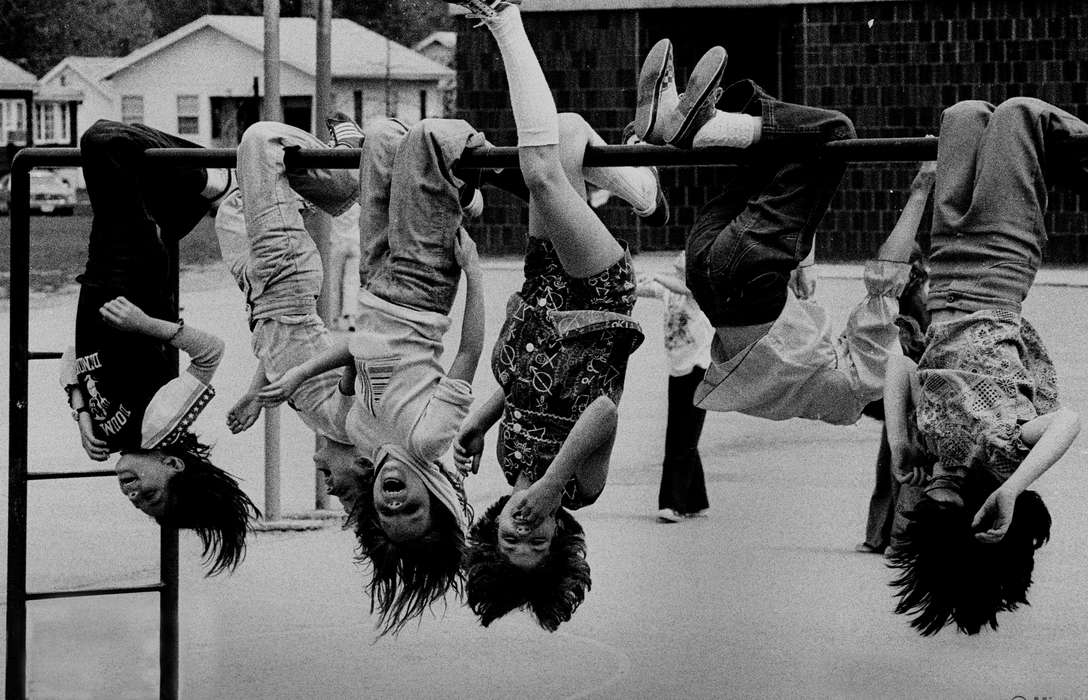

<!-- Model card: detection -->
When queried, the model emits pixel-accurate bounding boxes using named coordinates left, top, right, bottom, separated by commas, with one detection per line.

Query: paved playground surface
left=3, top=255, right=1088, bottom=699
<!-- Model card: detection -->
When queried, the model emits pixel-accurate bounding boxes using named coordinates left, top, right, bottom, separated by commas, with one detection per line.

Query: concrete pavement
left=3, top=254, right=1088, bottom=698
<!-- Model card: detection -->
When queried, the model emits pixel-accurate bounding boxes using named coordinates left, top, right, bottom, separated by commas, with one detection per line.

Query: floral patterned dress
left=491, top=237, right=644, bottom=509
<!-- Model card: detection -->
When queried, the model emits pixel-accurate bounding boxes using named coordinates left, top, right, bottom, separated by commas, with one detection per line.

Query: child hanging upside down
left=633, top=38, right=920, bottom=426
left=59, top=120, right=260, bottom=576
left=450, top=0, right=665, bottom=632
left=256, top=116, right=488, bottom=636
left=213, top=116, right=369, bottom=516
left=885, top=98, right=1082, bottom=636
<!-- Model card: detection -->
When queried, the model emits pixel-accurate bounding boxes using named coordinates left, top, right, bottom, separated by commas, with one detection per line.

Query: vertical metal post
left=315, top=0, right=332, bottom=141
left=264, top=406, right=282, bottom=520
left=5, top=153, right=30, bottom=700
left=160, top=234, right=181, bottom=700
left=263, top=0, right=282, bottom=122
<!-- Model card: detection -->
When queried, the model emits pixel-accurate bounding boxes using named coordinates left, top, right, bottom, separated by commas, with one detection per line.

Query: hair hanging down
left=465, top=496, right=592, bottom=632
left=348, top=459, right=469, bottom=637
left=888, top=470, right=1052, bottom=636
left=156, top=431, right=262, bottom=576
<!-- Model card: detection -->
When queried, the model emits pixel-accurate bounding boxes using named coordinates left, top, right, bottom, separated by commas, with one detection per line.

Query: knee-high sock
left=692, top=110, right=761, bottom=149
left=583, top=165, right=658, bottom=214
left=483, top=5, right=559, bottom=147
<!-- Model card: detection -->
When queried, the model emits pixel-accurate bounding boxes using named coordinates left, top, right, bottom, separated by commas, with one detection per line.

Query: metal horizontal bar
left=28, top=351, right=63, bottom=361
left=28, top=470, right=115, bottom=481
left=26, top=583, right=164, bottom=602
left=15, top=134, right=1088, bottom=172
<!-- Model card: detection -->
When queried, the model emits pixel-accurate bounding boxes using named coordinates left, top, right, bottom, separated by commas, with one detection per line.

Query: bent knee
left=363, top=117, right=409, bottom=145
left=941, top=100, right=993, bottom=126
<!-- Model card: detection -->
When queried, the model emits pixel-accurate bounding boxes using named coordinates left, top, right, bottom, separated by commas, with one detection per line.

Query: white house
left=45, top=15, right=454, bottom=148
left=38, top=57, right=123, bottom=143
left=0, top=56, right=36, bottom=147
left=413, top=31, right=456, bottom=68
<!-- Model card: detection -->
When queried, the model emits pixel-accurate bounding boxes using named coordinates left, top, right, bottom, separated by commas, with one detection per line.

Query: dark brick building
left=454, top=0, right=1088, bottom=262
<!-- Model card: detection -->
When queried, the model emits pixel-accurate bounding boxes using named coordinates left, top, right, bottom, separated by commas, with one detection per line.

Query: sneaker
left=656, top=508, right=684, bottom=523
left=661, top=46, right=728, bottom=149
left=854, top=542, right=883, bottom=554
left=326, top=112, right=364, bottom=149
left=447, top=0, right=521, bottom=19
left=683, top=508, right=709, bottom=519
left=633, top=39, right=678, bottom=146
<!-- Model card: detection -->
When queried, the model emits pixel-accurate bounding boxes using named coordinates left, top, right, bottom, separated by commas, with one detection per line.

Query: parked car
left=0, top=169, right=78, bottom=215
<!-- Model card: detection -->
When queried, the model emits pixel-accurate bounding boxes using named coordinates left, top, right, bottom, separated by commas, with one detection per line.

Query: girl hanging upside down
left=451, top=0, right=664, bottom=631
left=59, top=120, right=260, bottom=576
left=255, top=115, right=489, bottom=635
left=885, top=97, right=1082, bottom=636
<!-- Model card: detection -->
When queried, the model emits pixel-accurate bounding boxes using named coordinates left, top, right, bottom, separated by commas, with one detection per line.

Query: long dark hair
left=347, top=459, right=468, bottom=636
left=157, top=431, right=261, bottom=576
left=888, top=470, right=1052, bottom=635
left=465, top=495, right=591, bottom=632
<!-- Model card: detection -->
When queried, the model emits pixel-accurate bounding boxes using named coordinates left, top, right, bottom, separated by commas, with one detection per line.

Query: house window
left=32, top=103, right=70, bottom=145
left=353, top=90, right=363, bottom=125
left=121, top=95, right=144, bottom=125
left=1, top=100, right=28, bottom=145
left=177, top=95, right=199, bottom=135
left=419, top=90, right=427, bottom=120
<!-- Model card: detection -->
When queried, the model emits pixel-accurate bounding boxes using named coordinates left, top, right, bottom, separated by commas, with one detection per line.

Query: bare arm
left=883, top=355, right=925, bottom=484
left=877, top=161, right=936, bottom=263
left=510, top=396, right=618, bottom=524
left=973, top=407, right=1081, bottom=542
left=227, top=362, right=269, bottom=434
left=257, top=337, right=352, bottom=405
left=454, top=387, right=506, bottom=474
left=98, top=296, right=225, bottom=384
left=446, top=229, right=485, bottom=384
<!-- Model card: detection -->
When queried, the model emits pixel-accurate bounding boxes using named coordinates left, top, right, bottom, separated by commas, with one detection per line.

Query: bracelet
left=167, top=318, right=185, bottom=342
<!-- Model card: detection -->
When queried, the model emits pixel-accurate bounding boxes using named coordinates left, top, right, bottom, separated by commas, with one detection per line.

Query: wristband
left=71, top=406, right=90, bottom=422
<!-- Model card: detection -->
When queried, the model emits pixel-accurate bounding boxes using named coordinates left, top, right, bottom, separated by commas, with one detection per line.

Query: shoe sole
left=663, top=46, right=728, bottom=146
left=634, top=39, right=673, bottom=143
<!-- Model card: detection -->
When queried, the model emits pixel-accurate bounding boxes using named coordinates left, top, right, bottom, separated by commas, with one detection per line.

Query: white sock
left=692, top=111, right=761, bottom=149
left=584, top=166, right=657, bottom=215
left=483, top=6, right=559, bottom=147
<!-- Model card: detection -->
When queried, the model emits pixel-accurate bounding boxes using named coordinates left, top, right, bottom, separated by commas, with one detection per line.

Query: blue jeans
left=686, top=80, right=856, bottom=326
left=359, top=118, right=486, bottom=314
left=928, top=98, right=1088, bottom=314
left=218, top=121, right=361, bottom=445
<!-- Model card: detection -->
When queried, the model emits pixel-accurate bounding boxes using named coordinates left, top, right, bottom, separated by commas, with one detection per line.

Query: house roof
left=0, top=56, right=37, bottom=90
left=413, top=31, right=456, bottom=52
left=39, top=56, right=123, bottom=98
left=103, top=15, right=454, bottom=82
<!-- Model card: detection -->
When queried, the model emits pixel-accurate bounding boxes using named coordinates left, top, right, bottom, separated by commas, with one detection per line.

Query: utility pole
left=263, top=0, right=282, bottom=122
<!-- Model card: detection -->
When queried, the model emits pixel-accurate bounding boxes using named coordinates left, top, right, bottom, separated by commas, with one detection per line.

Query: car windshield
left=30, top=172, right=66, bottom=185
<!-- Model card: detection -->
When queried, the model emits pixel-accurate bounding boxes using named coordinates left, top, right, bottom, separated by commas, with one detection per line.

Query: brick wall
left=455, top=1, right=1088, bottom=262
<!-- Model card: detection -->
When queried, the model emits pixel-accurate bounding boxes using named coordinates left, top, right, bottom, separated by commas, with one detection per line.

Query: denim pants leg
left=362, top=118, right=487, bottom=315
left=687, top=80, right=856, bottom=327
left=928, top=98, right=1088, bottom=313
left=234, top=122, right=357, bottom=314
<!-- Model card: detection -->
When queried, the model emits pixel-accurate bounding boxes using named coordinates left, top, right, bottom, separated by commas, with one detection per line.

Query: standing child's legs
left=659, top=366, right=709, bottom=518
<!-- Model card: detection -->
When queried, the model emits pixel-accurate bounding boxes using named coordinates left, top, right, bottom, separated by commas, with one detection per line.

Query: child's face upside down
left=496, top=496, right=557, bottom=570
left=372, top=457, right=434, bottom=542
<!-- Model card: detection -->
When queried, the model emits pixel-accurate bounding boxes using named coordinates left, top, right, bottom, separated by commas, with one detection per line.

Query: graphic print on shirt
left=83, top=375, right=112, bottom=422
left=664, top=301, right=696, bottom=353
left=359, top=354, right=398, bottom=417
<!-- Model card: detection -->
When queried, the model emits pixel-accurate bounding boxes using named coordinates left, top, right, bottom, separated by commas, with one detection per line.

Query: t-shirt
left=346, top=288, right=472, bottom=463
